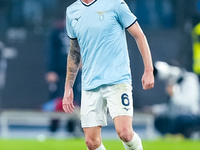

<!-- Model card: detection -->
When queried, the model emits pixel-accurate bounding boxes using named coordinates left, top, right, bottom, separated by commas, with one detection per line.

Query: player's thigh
left=81, top=88, right=107, bottom=128
left=105, top=83, right=133, bottom=119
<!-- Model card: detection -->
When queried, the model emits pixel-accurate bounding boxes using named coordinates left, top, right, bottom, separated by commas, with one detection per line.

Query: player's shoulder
left=67, top=0, right=81, bottom=13
left=113, top=0, right=127, bottom=5
left=109, top=0, right=128, bottom=9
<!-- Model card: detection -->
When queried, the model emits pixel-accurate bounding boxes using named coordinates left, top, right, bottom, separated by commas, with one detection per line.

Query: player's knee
left=117, top=127, right=133, bottom=142
left=85, top=137, right=101, bottom=150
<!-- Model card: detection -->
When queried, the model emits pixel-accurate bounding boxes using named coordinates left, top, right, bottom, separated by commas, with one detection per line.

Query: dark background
left=0, top=0, right=200, bottom=110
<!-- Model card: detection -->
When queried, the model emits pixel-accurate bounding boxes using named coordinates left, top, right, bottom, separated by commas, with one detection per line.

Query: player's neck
left=81, top=0, right=95, bottom=4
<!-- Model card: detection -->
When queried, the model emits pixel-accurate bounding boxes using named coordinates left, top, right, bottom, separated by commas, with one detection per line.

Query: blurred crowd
left=144, top=61, right=200, bottom=138
left=0, top=0, right=200, bottom=138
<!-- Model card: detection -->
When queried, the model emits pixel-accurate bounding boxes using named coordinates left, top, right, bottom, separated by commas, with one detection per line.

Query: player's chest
left=70, top=8, right=118, bottom=35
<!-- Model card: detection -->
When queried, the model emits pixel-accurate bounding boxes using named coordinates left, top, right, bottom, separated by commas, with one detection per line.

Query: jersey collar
left=80, top=0, right=97, bottom=7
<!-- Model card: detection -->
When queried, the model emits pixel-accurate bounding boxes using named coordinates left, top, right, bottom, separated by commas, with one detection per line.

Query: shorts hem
left=112, top=114, right=133, bottom=120
left=81, top=123, right=107, bottom=128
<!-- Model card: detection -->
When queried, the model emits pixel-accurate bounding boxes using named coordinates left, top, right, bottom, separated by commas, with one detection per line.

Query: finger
left=70, top=103, right=75, bottom=109
left=143, top=85, right=147, bottom=90
left=149, top=82, right=154, bottom=88
left=62, top=104, right=69, bottom=113
left=151, top=83, right=154, bottom=88
left=63, top=105, right=69, bottom=113
left=62, top=103, right=73, bottom=113
left=68, top=104, right=75, bottom=114
left=143, top=81, right=148, bottom=90
left=142, top=79, right=145, bottom=89
left=66, top=103, right=75, bottom=114
left=142, top=83, right=148, bottom=90
left=145, top=83, right=154, bottom=90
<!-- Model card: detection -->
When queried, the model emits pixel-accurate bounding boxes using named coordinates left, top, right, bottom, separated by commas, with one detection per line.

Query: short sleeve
left=115, top=0, right=137, bottom=29
left=66, top=9, right=77, bottom=39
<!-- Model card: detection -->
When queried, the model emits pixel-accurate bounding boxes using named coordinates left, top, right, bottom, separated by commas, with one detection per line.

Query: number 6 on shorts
left=121, top=93, right=130, bottom=106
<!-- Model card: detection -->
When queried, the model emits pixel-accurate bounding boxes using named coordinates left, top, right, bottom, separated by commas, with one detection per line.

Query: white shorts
left=81, top=83, right=133, bottom=128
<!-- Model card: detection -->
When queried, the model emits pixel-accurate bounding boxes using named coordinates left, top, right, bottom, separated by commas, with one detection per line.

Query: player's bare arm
left=66, top=39, right=81, bottom=87
left=63, top=39, right=81, bottom=113
left=127, top=21, right=154, bottom=90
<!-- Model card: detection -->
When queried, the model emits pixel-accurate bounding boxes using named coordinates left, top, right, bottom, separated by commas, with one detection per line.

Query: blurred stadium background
left=0, top=0, right=199, bottom=109
left=0, top=0, right=200, bottom=149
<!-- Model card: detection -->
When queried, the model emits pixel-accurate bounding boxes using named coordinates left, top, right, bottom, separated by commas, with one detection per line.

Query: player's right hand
left=142, top=70, right=154, bottom=90
left=62, top=85, right=75, bottom=113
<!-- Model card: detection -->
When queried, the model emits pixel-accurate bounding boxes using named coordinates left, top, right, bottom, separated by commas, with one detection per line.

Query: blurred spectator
left=8, top=0, right=24, bottom=27
left=129, top=0, right=175, bottom=29
left=145, top=61, right=200, bottom=138
left=43, top=20, right=81, bottom=133
left=45, top=20, right=69, bottom=100
left=0, top=41, right=17, bottom=89
left=22, top=0, right=43, bottom=26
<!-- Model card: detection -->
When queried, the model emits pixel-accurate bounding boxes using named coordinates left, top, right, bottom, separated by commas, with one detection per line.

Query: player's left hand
left=142, top=71, right=154, bottom=90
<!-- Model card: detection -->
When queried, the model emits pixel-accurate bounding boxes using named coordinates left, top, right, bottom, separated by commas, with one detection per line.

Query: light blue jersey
left=66, top=0, right=137, bottom=90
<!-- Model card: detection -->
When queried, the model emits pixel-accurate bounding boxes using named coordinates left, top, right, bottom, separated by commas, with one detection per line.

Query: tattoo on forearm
left=69, top=39, right=80, bottom=65
left=66, top=39, right=81, bottom=87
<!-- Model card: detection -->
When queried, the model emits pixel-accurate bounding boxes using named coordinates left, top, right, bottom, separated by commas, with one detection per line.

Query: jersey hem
left=82, top=80, right=132, bottom=91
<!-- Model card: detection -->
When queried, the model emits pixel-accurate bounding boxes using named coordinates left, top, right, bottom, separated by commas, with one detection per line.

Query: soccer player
left=63, top=0, right=154, bottom=150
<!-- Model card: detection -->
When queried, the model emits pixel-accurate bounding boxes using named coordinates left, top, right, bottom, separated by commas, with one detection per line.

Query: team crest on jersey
left=96, top=11, right=106, bottom=20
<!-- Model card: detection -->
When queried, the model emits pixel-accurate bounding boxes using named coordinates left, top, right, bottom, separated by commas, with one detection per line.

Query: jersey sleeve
left=66, top=9, right=77, bottom=39
left=115, top=0, right=137, bottom=29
